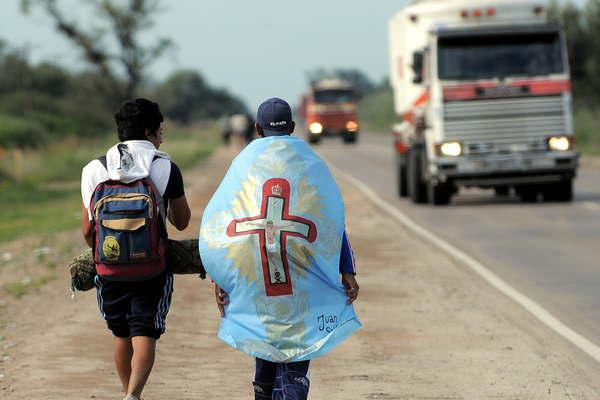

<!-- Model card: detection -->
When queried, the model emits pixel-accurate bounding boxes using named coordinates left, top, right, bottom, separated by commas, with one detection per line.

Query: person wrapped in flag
left=199, top=97, right=361, bottom=399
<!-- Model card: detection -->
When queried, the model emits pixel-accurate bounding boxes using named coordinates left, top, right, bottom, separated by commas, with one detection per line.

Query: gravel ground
left=0, top=146, right=599, bottom=399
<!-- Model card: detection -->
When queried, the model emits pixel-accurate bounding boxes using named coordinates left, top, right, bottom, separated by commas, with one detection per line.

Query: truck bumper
left=316, top=129, right=358, bottom=137
left=432, top=151, right=578, bottom=187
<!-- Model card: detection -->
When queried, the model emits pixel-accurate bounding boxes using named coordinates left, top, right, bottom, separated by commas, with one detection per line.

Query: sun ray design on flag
left=224, top=173, right=262, bottom=284
left=201, top=174, right=262, bottom=284
left=256, top=140, right=288, bottom=176
left=230, top=174, right=261, bottom=217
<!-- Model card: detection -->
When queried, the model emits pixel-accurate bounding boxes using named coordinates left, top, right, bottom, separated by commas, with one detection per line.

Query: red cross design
left=226, top=178, right=317, bottom=296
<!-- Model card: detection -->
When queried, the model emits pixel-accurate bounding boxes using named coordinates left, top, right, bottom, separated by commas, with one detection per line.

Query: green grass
left=358, top=87, right=396, bottom=133
left=160, top=122, right=221, bottom=169
left=573, top=106, right=600, bottom=155
left=0, top=122, right=219, bottom=243
left=4, top=274, right=57, bottom=298
left=0, top=182, right=82, bottom=241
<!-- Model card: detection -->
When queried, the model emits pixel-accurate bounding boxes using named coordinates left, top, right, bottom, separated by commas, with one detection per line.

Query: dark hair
left=114, top=98, right=164, bottom=142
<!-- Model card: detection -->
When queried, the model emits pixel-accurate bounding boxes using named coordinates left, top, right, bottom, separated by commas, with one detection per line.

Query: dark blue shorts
left=254, top=358, right=310, bottom=400
left=94, top=272, right=173, bottom=339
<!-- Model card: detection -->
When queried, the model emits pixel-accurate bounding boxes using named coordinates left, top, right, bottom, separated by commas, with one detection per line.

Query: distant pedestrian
left=80, top=98, right=191, bottom=400
left=229, top=112, right=256, bottom=146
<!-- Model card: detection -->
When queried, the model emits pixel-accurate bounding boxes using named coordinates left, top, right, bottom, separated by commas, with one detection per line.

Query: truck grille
left=443, top=96, right=567, bottom=154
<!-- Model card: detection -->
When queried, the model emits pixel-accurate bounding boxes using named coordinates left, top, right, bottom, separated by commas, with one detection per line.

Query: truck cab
left=390, top=0, right=578, bottom=204
left=300, top=78, right=360, bottom=144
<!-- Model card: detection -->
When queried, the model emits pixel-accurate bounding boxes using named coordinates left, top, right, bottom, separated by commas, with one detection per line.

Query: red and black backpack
left=89, top=156, right=167, bottom=281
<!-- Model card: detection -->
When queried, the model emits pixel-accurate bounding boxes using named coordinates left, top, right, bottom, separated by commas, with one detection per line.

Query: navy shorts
left=254, top=358, right=310, bottom=400
left=94, top=271, right=173, bottom=339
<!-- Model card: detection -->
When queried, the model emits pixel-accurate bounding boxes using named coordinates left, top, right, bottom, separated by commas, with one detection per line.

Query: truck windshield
left=313, top=89, right=355, bottom=103
left=438, top=32, right=564, bottom=80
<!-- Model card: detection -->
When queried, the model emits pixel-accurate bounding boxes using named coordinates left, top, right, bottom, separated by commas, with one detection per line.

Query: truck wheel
left=397, top=156, right=408, bottom=198
left=516, top=186, right=538, bottom=203
left=308, top=135, right=320, bottom=144
left=494, top=186, right=510, bottom=197
left=542, top=179, right=573, bottom=202
left=343, top=133, right=357, bottom=144
left=408, top=149, right=428, bottom=204
left=428, top=183, right=451, bottom=205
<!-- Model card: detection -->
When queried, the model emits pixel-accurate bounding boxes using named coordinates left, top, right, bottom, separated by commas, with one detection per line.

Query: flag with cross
left=199, top=135, right=361, bottom=362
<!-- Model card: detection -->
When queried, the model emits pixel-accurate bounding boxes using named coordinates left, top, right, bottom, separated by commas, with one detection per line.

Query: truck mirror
left=412, top=51, right=424, bottom=84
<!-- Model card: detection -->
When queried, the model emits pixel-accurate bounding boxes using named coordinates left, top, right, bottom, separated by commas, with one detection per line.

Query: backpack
left=89, top=156, right=167, bottom=281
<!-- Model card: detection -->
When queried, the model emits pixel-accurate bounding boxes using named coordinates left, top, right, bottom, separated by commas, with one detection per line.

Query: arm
left=339, top=231, right=359, bottom=304
left=81, top=204, right=93, bottom=248
left=339, top=231, right=357, bottom=275
left=214, top=283, right=229, bottom=317
left=167, top=194, right=191, bottom=231
left=163, top=162, right=190, bottom=231
left=342, top=274, right=359, bottom=304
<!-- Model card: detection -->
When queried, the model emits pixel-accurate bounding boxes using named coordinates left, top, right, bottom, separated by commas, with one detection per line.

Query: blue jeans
left=253, top=358, right=310, bottom=400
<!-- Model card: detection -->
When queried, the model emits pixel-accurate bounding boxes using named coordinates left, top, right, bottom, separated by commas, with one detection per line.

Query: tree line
left=0, top=0, right=246, bottom=149
left=551, top=0, right=600, bottom=106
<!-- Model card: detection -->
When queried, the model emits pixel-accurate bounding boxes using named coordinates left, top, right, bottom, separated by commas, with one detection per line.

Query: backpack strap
left=148, top=155, right=167, bottom=228
left=144, top=176, right=167, bottom=226
left=98, top=155, right=107, bottom=170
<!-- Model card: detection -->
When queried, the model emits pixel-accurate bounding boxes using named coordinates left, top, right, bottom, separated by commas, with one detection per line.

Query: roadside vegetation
left=358, top=86, right=395, bottom=134
left=0, top=124, right=220, bottom=243
left=572, top=108, right=600, bottom=155
left=356, top=1, right=600, bottom=154
left=0, top=0, right=243, bottom=245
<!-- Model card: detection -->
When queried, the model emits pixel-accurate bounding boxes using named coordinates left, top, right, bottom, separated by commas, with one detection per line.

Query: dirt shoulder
left=581, top=155, right=600, bottom=170
left=1, top=146, right=599, bottom=399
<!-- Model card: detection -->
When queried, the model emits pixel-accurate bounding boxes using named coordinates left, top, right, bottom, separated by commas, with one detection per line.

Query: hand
left=342, top=273, right=359, bottom=304
left=214, top=283, right=229, bottom=317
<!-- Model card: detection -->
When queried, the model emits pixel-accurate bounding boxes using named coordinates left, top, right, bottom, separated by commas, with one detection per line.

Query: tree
left=582, top=0, right=600, bottom=95
left=549, top=0, right=600, bottom=104
left=158, top=70, right=246, bottom=123
left=21, top=0, right=173, bottom=101
left=306, top=68, right=375, bottom=96
left=549, top=1, right=588, bottom=83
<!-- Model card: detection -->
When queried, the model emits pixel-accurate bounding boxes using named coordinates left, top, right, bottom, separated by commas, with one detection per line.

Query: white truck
left=389, top=0, right=578, bottom=205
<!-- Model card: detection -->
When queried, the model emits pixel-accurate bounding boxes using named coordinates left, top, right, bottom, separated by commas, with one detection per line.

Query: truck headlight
left=309, top=122, right=323, bottom=134
left=346, top=121, right=359, bottom=132
left=439, top=141, right=462, bottom=157
left=548, top=136, right=572, bottom=151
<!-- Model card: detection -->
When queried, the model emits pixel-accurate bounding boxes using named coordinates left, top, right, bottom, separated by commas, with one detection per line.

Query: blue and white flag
left=199, top=136, right=361, bottom=362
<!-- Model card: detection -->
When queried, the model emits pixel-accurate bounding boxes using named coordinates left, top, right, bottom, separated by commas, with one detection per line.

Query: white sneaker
left=123, top=395, right=140, bottom=400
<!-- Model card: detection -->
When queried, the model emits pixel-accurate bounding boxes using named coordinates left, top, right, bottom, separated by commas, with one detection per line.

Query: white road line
left=334, top=167, right=600, bottom=364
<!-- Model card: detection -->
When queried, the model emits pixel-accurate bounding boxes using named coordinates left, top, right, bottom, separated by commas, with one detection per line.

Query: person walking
left=80, top=98, right=191, bottom=400
left=200, top=97, right=360, bottom=399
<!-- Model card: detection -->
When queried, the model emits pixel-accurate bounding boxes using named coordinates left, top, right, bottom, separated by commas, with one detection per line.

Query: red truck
left=299, top=78, right=360, bottom=144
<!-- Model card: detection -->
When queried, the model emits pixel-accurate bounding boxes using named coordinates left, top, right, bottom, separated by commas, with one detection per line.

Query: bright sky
left=1, top=0, right=587, bottom=111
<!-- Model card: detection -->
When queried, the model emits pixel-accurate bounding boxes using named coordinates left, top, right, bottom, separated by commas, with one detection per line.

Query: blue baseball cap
left=256, top=97, right=293, bottom=136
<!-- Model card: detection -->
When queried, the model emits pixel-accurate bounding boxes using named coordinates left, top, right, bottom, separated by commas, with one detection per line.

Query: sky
left=0, top=0, right=588, bottom=110
left=2, top=0, right=406, bottom=110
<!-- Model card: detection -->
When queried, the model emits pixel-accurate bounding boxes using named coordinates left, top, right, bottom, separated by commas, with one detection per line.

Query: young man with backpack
left=80, top=98, right=191, bottom=400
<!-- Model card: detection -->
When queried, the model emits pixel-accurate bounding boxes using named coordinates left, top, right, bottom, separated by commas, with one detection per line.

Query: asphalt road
left=316, top=132, right=600, bottom=352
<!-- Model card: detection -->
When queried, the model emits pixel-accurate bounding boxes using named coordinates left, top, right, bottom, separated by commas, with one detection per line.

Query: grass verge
left=358, top=87, right=396, bottom=134
left=4, top=274, right=57, bottom=298
left=0, top=122, right=219, bottom=243
left=573, top=106, right=600, bottom=155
